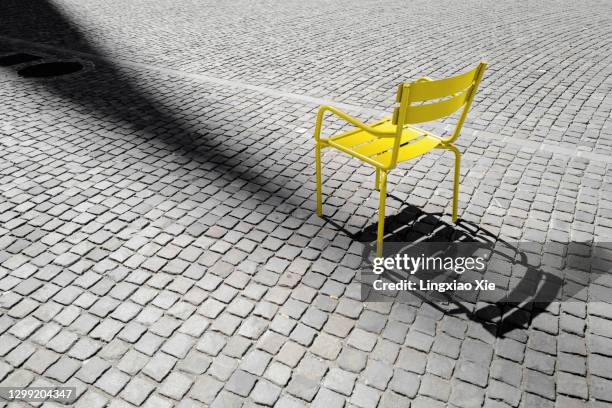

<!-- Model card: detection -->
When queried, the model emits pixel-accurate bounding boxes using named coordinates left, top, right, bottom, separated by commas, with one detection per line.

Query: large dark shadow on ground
left=0, top=0, right=289, bottom=201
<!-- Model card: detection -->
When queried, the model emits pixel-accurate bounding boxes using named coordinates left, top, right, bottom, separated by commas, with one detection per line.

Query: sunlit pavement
left=1, top=0, right=612, bottom=406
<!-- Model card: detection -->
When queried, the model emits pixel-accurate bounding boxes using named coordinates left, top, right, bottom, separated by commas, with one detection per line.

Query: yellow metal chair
left=314, top=62, right=487, bottom=256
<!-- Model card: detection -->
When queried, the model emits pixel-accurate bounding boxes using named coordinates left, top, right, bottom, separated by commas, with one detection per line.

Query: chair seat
left=327, top=118, right=442, bottom=169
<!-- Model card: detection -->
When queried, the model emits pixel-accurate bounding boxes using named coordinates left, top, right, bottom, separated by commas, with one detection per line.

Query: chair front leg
left=316, top=143, right=323, bottom=216
left=375, top=168, right=380, bottom=191
left=447, top=144, right=461, bottom=223
left=376, top=170, right=388, bottom=257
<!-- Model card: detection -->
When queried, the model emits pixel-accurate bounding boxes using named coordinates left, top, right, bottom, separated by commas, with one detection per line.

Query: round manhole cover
left=0, top=53, right=42, bottom=67
left=18, top=61, right=84, bottom=78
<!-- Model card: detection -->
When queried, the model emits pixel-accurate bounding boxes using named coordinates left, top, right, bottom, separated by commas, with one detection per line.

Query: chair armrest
left=314, top=105, right=394, bottom=141
left=416, top=76, right=433, bottom=83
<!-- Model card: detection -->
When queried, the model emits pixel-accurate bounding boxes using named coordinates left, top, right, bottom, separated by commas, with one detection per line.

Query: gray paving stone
left=45, top=356, right=81, bottom=382
left=275, top=395, right=309, bottom=408
left=256, top=331, right=286, bottom=354
left=4, top=342, right=35, bottom=367
left=487, top=380, right=521, bottom=407
left=557, top=372, right=588, bottom=400
left=196, top=331, right=227, bottom=356
left=251, top=379, right=282, bottom=406
left=419, top=373, right=451, bottom=402
left=0, top=334, right=20, bottom=356
left=426, top=352, right=455, bottom=379
left=161, top=332, right=195, bottom=358
left=323, top=367, right=357, bottom=396
left=74, top=391, right=108, bottom=408
left=389, top=368, right=420, bottom=398
left=48, top=330, right=79, bottom=353
left=76, top=356, right=111, bottom=384
left=240, top=349, right=272, bottom=376
left=207, top=391, right=240, bottom=408
left=591, top=376, right=612, bottom=403
left=121, top=377, right=156, bottom=406
left=276, top=341, right=306, bottom=368
left=357, top=310, right=387, bottom=334
left=337, top=346, right=368, bottom=373
left=211, top=313, right=242, bottom=336
left=396, top=347, right=427, bottom=374
left=287, top=373, right=320, bottom=402
left=432, top=333, right=462, bottom=359
left=238, top=316, right=269, bottom=339
left=336, top=299, right=363, bottom=319
left=490, top=358, right=522, bottom=388
left=525, top=349, right=556, bottom=375
left=68, top=337, right=103, bottom=360
left=495, top=338, right=525, bottom=363
left=177, top=349, right=212, bottom=375
left=225, top=369, right=258, bottom=397
left=290, top=323, right=318, bottom=346
left=455, top=360, right=489, bottom=387
left=301, top=307, right=329, bottom=330
left=209, top=354, right=239, bottom=381
left=362, top=359, right=393, bottom=390
left=264, top=361, right=292, bottom=386
left=90, top=318, right=124, bottom=342
left=99, top=339, right=130, bottom=361
left=159, top=372, right=194, bottom=400
left=311, top=387, right=346, bottom=408
left=117, top=349, right=150, bottom=375
left=523, top=369, right=555, bottom=400
left=135, top=332, right=166, bottom=356
left=1, top=369, right=34, bottom=388
left=346, top=329, right=378, bottom=352
left=449, top=380, right=486, bottom=408
left=527, top=331, right=557, bottom=355
left=378, top=391, right=410, bottom=408
left=142, top=352, right=176, bottom=382
left=149, top=315, right=181, bottom=337
left=189, top=374, right=224, bottom=404
left=9, top=316, right=42, bottom=339
left=270, top=314, right=297, bottom=336
left=310, top=332, right=342, bottom=360
left=0, top=360, right=12, bottom=381
left=95, top=368, right=131, bottom=396
left=349, top=383, right=381, bottom=408
left=588, top=354, right=612, bottom=380
left=118, top=321, right=147, bottom=343
left=222, top=334, right=252, bottom=358
left=461, top=339, right=494, bottom=366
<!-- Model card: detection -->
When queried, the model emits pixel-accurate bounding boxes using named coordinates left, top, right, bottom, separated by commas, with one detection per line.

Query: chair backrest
left=392, top=62, right=487, bottom=142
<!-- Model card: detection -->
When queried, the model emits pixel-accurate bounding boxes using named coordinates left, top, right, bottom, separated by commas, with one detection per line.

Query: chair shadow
left=324, top=193, right=567, bottom=338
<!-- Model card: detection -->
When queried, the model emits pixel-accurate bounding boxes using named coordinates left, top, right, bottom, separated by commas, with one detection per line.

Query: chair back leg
left=316, top=144, right=323, bottom=216
left=376, top=170, right=388, bottom=257
left=448, top=144, right=461, bottom=223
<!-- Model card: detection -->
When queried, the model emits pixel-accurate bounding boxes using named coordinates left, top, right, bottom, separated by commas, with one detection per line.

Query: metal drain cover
left=0, top=53, right=42, bottom=67
left=18, top=61, right=84, bottom=78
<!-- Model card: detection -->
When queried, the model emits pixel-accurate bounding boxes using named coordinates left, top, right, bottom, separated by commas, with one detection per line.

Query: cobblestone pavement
left=1, top=0, right=612, bottom=407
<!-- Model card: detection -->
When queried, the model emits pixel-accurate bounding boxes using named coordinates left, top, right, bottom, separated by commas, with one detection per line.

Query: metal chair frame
left=314, top=62, right=488, bottom=256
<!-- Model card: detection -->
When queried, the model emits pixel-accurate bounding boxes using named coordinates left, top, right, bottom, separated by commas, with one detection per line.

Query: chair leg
left=375, top=168, right=380, bottom=191
left=448, top=144, right=461, bottom=223
left=316, top=143, right=323, bottom=217
left=376, top=170, right=388, bottom=257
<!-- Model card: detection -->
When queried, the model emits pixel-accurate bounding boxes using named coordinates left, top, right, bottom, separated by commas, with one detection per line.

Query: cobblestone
left=1, top=0, right=611, bottom=406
